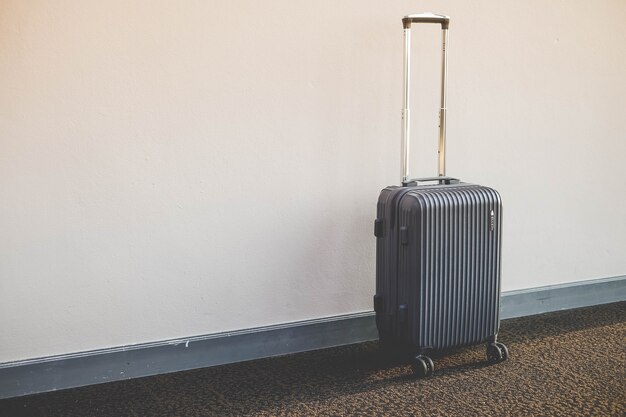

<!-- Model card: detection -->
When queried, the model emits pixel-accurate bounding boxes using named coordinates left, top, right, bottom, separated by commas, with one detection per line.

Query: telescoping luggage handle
left=401, top=13, right=456, bottom=187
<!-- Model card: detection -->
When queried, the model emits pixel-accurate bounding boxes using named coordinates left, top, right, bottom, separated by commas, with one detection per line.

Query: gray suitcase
left=374, top=13, right=508, bottom=377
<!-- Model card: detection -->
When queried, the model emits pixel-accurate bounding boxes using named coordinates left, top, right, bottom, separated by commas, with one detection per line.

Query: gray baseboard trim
left=1, top=275, right=624, bottom=400
left=500, top=275, right=626, bottom=319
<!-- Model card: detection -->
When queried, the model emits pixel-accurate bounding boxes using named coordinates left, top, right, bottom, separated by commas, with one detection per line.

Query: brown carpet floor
left=1, top=302, right=625, bottom=416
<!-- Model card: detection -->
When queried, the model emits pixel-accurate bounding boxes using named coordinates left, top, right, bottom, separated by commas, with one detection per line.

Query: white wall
left=1, top=0, right=625, bottom=363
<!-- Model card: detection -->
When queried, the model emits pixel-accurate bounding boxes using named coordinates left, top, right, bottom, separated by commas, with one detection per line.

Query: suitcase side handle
left=401, top=13, right=450, bottom=184
left=402, top=13, right=450, bottom=29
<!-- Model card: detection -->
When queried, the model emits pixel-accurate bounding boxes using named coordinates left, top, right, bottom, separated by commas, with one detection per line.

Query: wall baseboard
left=1, top=275, right=624, bottom=400
left=500, top=275, right=625, bottom=319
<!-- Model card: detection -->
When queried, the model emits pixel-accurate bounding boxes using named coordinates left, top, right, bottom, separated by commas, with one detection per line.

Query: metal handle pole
left=401, top=26, right=411, bottom=183
left=438, top=28, right=449, bottom=177
left=400, top=13, right=450, bottom=184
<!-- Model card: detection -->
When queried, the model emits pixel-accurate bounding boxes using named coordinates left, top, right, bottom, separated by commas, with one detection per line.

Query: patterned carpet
left=1, top=302, right=625, bottom=416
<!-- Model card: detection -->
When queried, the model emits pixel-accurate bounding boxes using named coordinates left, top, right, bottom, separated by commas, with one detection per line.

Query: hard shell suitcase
left=374, top=13, right=508, bottom=377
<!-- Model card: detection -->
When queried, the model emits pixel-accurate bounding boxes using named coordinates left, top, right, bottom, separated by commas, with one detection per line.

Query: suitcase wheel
left=486, top=342, right=509, bottom=363
left=412, top=354, right=434, bottom=377
left=495, top=342, right=509, bottom=361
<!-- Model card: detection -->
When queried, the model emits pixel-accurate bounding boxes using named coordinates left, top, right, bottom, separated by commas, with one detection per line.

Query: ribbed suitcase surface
left=375, top=183, right=502, bottom=351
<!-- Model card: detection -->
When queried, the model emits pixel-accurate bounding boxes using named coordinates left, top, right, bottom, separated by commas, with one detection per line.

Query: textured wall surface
left=1, top=1, right=625, bottom=362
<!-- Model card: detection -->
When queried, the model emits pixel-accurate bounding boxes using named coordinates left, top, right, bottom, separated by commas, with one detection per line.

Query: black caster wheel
left=412, top=355, right=434, bottom=377
left=486, top=342, right=503, bottom=363
left=495, top=342, right=509, bottom=361
left=423, top=355, right=434, bottom=375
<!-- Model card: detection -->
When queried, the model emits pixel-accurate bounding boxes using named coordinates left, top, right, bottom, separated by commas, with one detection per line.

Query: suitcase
left=374, top=13, right=508, bottom=377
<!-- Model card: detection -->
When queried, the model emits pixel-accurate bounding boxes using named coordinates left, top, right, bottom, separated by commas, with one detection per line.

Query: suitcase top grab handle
left=403, top=13, right=450, bottom=29
left=401, top=12, right=450, bottom=185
